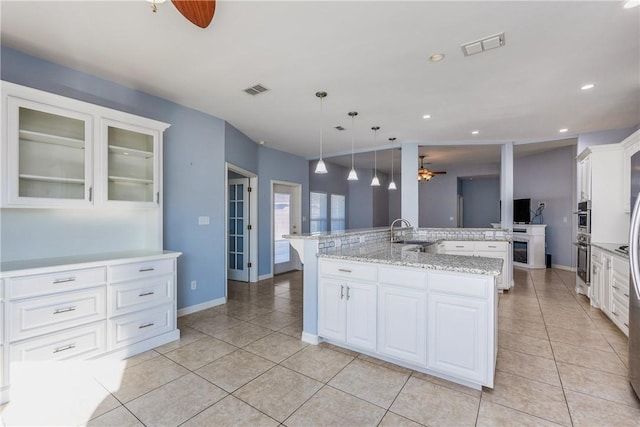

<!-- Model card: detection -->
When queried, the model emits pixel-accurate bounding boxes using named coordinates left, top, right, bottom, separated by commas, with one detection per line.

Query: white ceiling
left=1, top=1, right=638, bottom=166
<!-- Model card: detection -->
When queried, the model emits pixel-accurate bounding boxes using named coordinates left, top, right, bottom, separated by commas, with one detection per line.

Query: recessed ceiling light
left=559, top=128, right=568, bottom=133
left=581, top=83, right=595, bottom=90
left=259, top=140, right=266, bottom=145
left=471, top=130, right=479, bottom=135
left=429, top=53, right=445, bottom=62
left=624, top=0, right=639, bottom=8
left=422, top=114, right=432, bottom=119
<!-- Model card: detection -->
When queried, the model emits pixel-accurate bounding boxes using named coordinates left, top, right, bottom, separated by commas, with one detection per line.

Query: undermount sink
left=393, top=240, right=439, bottom=254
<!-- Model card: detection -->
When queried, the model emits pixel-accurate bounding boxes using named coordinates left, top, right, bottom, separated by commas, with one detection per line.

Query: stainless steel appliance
left=628, top=151, right=640, bottom=399
left=576, top=233, right=591, bottom=285
left=576, top=200, right=591, bottom=234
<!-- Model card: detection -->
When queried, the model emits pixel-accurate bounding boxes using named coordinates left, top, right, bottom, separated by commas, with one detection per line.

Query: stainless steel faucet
left=390, top=218, right=412, bottom=242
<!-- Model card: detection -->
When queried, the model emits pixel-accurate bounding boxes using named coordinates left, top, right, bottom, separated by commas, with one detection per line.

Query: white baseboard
left=552, top=264, right=575, bottom=272
left=301, top=332, right=320, bottom=345
left=177, top=297, right=226, bottom=317
left=258, top=273, right=273, bottom=281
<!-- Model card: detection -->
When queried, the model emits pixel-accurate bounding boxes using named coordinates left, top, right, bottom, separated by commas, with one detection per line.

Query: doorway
left=225, top=164, right=258, bottom=285
left=272, top=181, right=302, bottom=275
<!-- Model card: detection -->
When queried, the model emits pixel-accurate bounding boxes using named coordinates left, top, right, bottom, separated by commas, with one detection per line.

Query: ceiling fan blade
left=171, top=0, right=216, bottom=28
left=432, top=171, right=447, bottom=175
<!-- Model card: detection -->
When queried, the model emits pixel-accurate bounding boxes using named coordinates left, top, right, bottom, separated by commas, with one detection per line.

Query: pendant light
left=370, top=126, right=380, bottom=186
left=388, top=137, right=397, bottom=190
left=347, top=111, right=359, bottom=181
left=314, top=91, right=328, bottom=174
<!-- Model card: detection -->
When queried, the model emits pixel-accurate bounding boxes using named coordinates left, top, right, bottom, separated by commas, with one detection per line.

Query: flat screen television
left=513, top=198, right=531, bottom=224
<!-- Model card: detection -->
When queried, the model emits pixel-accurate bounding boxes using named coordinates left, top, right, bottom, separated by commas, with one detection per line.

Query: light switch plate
left=198, top=216, right=210, bottom=225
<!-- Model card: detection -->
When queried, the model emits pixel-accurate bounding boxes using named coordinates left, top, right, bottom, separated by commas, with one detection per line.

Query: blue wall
left=258, top=145, right=310, bottom=276
left=461, top=176, right=501, bottom=228
left=1, top=46, right=309, bottom=309
left=309, top=160, right=350, bottom=231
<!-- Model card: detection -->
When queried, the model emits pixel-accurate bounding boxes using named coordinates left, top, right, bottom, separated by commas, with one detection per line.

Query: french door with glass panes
left=228, top=178, right=250, bottom=282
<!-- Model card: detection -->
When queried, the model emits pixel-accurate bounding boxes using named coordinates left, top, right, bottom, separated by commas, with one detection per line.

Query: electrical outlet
left=191, top=280, right=197, bottom=290
left=538, top=202, right=546, bottom=209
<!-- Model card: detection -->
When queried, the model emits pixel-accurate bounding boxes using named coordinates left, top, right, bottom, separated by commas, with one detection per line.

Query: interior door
left=273, top=183, right=301, bottom=275
left=228, top=178, right=249, bottom=282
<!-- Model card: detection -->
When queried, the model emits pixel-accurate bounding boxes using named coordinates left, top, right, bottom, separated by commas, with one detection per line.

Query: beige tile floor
left=2, top=268, right=640, bottom=426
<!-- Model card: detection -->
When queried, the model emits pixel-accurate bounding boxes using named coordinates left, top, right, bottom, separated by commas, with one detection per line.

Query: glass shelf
left=108, top=144, right=153, bottom=159
left=19, top=129, right=85, bottom=149
left=108, top=176, right=153, bottom=184
left=19, top=174, right=85, bottom=184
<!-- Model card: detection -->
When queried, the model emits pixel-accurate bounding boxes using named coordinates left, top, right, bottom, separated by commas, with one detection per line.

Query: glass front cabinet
left=104, top=120, right=160, bottom=206
left=7, top=97, right=94, bottom=206
left=2, top=82, right=169, bottom=209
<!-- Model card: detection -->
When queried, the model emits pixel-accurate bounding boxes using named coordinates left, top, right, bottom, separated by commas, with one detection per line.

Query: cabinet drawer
left=443, top=241, right=475, bottom=252
left=611, top=271, right=630, bottom=304
left=428, top=272, right=489, bottom=298
left=110, top=259, right=174, bottom=283
left=319, top=260, right=377, bottom=282
left=612, top=256, right=629, bottom=277
left=610, top=299, right=629, bottom=336
left=379, top=267, right=427, bottom=290
left=110, top=275, right=173, bottom=316
left=475, top=241, right=507, bottom=252
left=8, top=267, right=106, bottom=300
left=10, top=287, right=106, bottom=341
left=11, top=321, right=106, bottom=362
left=109, top=304, right=173, bottom=350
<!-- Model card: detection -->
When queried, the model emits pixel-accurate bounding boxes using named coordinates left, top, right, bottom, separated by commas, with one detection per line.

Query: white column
left=401, top=143, right=419, bottom=226
left=501, top=142, right=514, bottom=230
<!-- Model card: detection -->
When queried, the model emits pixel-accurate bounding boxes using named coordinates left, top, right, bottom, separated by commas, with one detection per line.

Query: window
left=331, top=194, right=346, bottom=232
left=310, top=192, right=327, bottom=233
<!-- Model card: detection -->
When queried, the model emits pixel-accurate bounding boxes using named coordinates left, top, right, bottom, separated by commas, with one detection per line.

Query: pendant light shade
left=388, top=137, right=397, bottom=190
left=314, top=91, right=328, bottom=174
left=371, top=126, right=380, bottom=187
left=347, top=111, right=359, bottom=181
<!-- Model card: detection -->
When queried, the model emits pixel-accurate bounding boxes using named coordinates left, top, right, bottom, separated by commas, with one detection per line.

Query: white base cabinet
left=317, top=258, right=497, bottom=390
left=591, top=246, right=630, bottom=336
left=0, top=251, right=181, bottom=404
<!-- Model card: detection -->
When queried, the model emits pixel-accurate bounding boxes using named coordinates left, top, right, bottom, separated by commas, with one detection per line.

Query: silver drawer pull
left=625, top=322, right=629, bottom=327
left=139, top=291, right=155, bottom=297
left=139, top=322, right=154, bottom=329
left=612, top=311, right=618, bottom=317
left=455, top=245, right=465, bottom=248
left=340, top=285, right=344, bottom=299
left=53, top=344, right=76, bottom=354
left=53, top=277, right=76, bottom=284
left=346, top=286, right=351, bottom=300
left=54, top=306, right=76, bottom=315
left=139, top=267, right=155, bottom=272
left=338, top=268, right=352, bottom=273
left=488, top=245, right=497, bottom=248
left=612, top=285, right=619, bottom=290
left=624, top=293, right=630, bottom=298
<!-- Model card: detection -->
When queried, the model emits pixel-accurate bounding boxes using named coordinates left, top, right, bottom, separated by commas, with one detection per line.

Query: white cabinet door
left=102, top=119, right=160, bottom=207
left=378, top=285, right=426, bottom=366
left=318, top=278, right=347, bottom=342
left=579, top=156, right=592, bottom=202
left=590, top=250, right=603, bottom=308
left=345, top=281, right=377, bottom=352
left=427, top=293, right=488, bottom=384
left=600, top=254, right=612, bottom=317
left=5, top=97, right=94, bottom=207
left=621, top=130, right=640, bottom=213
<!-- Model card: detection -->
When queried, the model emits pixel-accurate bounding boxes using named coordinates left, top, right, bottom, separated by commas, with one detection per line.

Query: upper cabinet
left=1, top=82, right=169, bottom=209
left=104, top=120, right=160, bottom=207
left=621, top=130, right=640, bottom=213
left=578, top=155, right=592, bottom=203
left=6, top=97, right=94, bottom=207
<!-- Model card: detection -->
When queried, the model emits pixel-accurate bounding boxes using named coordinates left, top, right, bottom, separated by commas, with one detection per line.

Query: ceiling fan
left=149, top=0, right=216, bottom=29
left=418, top=155, right=446, bottom=182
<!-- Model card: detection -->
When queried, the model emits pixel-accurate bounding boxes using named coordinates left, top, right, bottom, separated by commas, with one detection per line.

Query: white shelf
left=108, top=145, right=153, bottom=159
left=19, top=130, right=84, bottom=149
left=108, top=176, right=153, bottom=185
left=19, top=174, right=85, bottom=184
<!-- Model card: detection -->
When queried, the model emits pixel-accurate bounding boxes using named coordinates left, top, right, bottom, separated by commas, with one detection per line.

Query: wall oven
left=576, top=233, right=591, bottom=284
left=576, top=200, right=591, bottom=234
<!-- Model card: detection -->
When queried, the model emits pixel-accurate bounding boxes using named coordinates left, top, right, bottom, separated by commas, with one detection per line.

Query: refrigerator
left=628, top=151, right=640, bottom=399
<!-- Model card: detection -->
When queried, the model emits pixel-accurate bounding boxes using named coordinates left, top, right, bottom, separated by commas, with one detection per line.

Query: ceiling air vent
left=461, top=32, right=505, bottom=56
left=243, top=84, right=269, bottom=95
left=333, top=125, right=346, bottom=131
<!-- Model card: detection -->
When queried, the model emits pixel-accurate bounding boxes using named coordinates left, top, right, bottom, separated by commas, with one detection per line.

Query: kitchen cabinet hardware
left=53, top=344, right=76, bottom=354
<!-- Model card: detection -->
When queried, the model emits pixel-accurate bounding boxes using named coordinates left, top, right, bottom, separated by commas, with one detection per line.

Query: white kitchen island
left=286, top=227, right=505, bottom=390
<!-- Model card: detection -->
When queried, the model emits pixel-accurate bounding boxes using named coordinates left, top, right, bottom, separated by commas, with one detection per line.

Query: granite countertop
left=317, top=242, right=503, bottom=276
left=591, top=242, right=629, bottom=259
left=283, top=227, right=392, bottom=240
